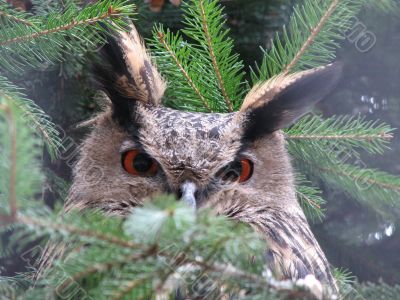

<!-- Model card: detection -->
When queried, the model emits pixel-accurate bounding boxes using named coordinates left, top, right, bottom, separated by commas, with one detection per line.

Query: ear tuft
left=241, top=63, right=343, bottom=142
left=93, top=23, right=166, bottom=123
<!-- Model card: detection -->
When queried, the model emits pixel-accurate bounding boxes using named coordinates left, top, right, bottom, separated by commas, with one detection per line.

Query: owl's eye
left=122, top=150, right=158, bottom=176
left=216, top=158, right=254, bottom=183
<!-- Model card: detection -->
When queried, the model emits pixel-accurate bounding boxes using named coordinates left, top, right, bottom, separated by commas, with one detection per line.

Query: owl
left=64, top=25, right=342, bottom=293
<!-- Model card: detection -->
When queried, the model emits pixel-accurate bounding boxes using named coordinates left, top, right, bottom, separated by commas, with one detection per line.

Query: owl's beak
left=179, top=182, right=197, bottom=210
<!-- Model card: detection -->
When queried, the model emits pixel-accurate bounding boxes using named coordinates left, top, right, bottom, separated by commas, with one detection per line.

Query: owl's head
left=65, top=25, right=341, bottom=216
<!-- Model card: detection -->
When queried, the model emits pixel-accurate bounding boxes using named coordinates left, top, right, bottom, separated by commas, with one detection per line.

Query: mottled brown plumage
left=49, top=24, right=342, bottom=295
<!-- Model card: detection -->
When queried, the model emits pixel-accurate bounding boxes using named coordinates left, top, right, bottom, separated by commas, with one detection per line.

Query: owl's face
left=67, top=102, right=318, bottom=216
left=69, top=104, right=288, bottom=215
left=65, top=26, right=341, bottom=216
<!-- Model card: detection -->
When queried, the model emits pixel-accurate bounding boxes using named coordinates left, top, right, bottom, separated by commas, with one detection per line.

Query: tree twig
left=0, top=213, right=319, bottom=297
left=296, top=191, right=321, bottom=209
left=198, top=0, right=233, bottom=112
left=318, top=165, right=400, bottom=192
left=16, top=215, right=141, bottom=249
left=287, top=133, right=393, bottom=141
left=0, top=103, right=17, bottom=219
left=112, top=277, right=149, bottom=300
left=0, top=10, right=33, bottom=26
left=0, top=90, right=59, bottom=157
left=57, top=252, right=150, bottom=292
left=283, top=0, right=339, bottom=75
left=0, top=6, right=120, bottom=47
left=157, top=31, right=211, bottom=112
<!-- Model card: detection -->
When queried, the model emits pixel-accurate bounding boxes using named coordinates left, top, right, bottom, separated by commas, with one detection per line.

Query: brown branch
left=1, top=212, right=318, bottom=297
left=157, top=31, right=211, bottom=112
left=0, top=103, right=17, bottom=219
left=0, top=90, right=57, bottom=155
left=319, top=165, right=400, bottom=192
left=112, top=277, right=148, bottom=300
left=16, top=215, right=141, bottom=249
left=282, top=0, right=339, bottom=75
left=57, top=252, right=149, bottom=292
left=0, top=10, right=33, bottom=26
left=0, top=6, right=119, bottom=47
left=5, top=213, right=271, bottom=290
left=296, top=191, right=321, bottom=209
left=198, top=0, right=233, bottom=112
left=287, top=133, right=394, bottom=141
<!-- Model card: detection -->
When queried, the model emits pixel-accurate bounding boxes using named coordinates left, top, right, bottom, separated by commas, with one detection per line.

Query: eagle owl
left=64, top=25, right=342, bottom=293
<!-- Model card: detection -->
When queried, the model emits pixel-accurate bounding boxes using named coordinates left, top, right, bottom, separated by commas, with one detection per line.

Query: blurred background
left=2, top=0, right=399, bottom=286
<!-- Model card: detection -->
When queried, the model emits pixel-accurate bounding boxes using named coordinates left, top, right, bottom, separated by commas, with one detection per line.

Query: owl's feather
left=93, top=23, right=166, bottom=128
left=241, top=63, right=342, bottom=142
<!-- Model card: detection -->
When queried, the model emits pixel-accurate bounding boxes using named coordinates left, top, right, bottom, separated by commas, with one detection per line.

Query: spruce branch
left=57, top=252, right=150, bottom=293
left=296, top=174, right=326, bottom=222
left=282, top=0, right=339, bottom=75
left=156, top=30, right=211, bottom=112
left=0, top=6, right=118, bottom=47
left=112, top=277, right=149, bottom=300
left=151, top=0, right=246, bottom=112
left=13, top=215, right=140, bottom=250
left=0, top=76, right=62, bottom=159
left=367, top=0, right=400, bottom=12
left=0, top=0, right=135, bottom=73
left=181, top=0, right=246, bottom=111
left=251, top=0, right=371, bottom=82
left=319, top=164, right=400, bottom=193
left=286, top=115, right=394, bottom=155
left=0, top=102, right=17, bottom=219
left=198, top=0, right=233, bottom=112
left=291, top=142, right=400, bottom=217
left=0, top=9, right=33, bottom=26
left=352, top=281, right=400, bottom=299
left=0, top=97, right=43, bottom=219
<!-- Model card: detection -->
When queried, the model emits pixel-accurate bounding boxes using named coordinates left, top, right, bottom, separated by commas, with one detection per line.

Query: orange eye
left=238, top=158, right=253, bottom=183
left=122, top=150, right=158, bottom=176
left=216, top=158, right=254, bottom=183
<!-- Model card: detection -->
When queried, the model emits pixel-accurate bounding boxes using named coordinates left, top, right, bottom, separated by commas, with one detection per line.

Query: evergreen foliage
left=0, top=0, right=399, bottom=298
left=0, top=75, right=61, bottom=159
left=150, top=0, right=246, bottom=112
left=0, top=0, right=135, bottom=73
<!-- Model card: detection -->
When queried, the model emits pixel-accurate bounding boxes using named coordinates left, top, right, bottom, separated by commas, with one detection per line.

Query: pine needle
left=0, top=76, right=62, bottom=159
left=286, top=115, right=394, bottom=155
left=0, top=0, right=135, bottom=73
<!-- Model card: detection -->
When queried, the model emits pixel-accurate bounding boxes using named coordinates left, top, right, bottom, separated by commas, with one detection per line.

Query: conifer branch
left=319, top=165, right=400, bottom=192
left=0, top=91, right=54, bottom=152
left=0, top=1, right=135, bottom=73
left=157, top=31, right=211, bottom=112
left=0, top=10, right=33, bottom=26
left=291, top=142, right=400, bottom=215
left=0, top=77, right=62, bottom=159
left=251, top=0, right=372, bottom=82
left=0, top=7, right=119, bottom=47
left=0, top=103, right=17, bottom=219
left=151, top=0, right=245, bottom=112
left=282, top=0, right=339, bottom=75
left=57, top=252, right=149, bottom=292
left=112, top=277, right=149, bottom=300
left=288, top=133, right=393, bottom=141
left=295, top=174, right=326, bottom=221
left=297, top=191, right=321, bottom=209
left=286, top=115, right=394, bottom=155
left=15, top=216, right=140, bottom=249
left=198, top=0, right=233, bottom=112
